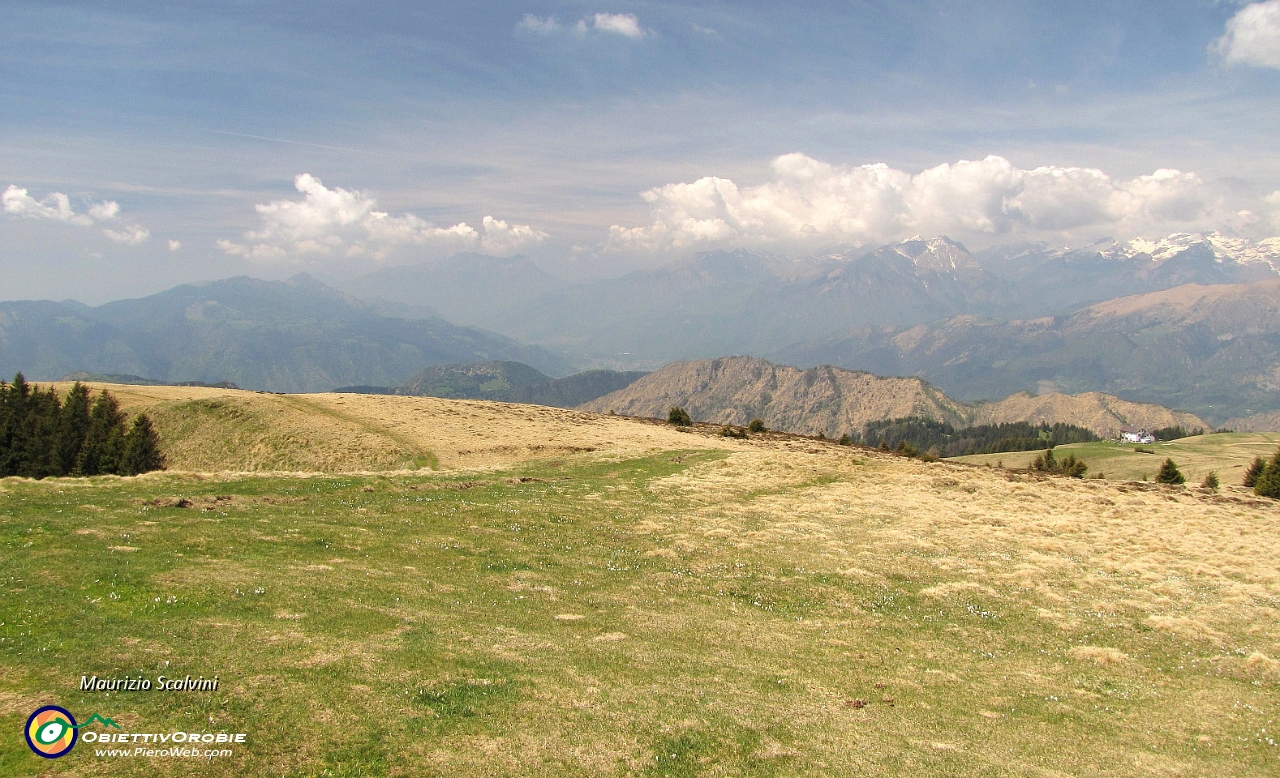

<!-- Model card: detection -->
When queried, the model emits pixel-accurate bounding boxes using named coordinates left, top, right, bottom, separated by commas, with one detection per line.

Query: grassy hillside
left=2, top=389, right=1278, bottom=776
left=952, top=432, right=1280, bottom=484
left=63, top=383, right=727, bottom=473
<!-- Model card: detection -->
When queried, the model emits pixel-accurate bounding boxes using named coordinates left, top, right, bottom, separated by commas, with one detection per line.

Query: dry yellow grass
left=55, top=383, right=745, bottom=472
left=8, top=384, right=1279, bottom=775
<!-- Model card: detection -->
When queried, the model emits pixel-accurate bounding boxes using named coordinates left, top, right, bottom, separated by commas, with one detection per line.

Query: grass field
left=2, top=390, right=1279, bottom=776
left=951, top=433, right=1280, bottom=485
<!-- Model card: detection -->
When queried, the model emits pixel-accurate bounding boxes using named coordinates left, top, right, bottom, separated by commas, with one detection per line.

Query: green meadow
left=2, top=445, right=1277, bottom=776
left=952, top=432, right=1280, bottom=484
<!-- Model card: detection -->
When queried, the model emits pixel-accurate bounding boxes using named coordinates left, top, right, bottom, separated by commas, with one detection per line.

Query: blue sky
left=3, top=1, right=1279, bottom=302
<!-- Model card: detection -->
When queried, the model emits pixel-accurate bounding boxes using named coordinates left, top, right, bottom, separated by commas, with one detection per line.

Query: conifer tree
left=120, top=414, right=165, bottom=475
left=1254, top=447, right=1280, bottom=500
left=76, top=390, right=126, bottom=476
left=57, top=382, right=91, bottom=476
left=1242, top=456, right=1266, bottom=488
left=1155, top=458, right=1185, bottom=485
left=21, top=385, right=62, bottom=478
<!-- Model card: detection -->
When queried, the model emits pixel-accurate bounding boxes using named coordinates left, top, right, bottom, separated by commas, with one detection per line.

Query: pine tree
left=1155, top=458, right=1185, bottom=485
left=21, top=385, right=62, bottom=478
left=57, top=382, right=91, bottom=476
left=1242, top=456, right=1266, bottom=487
left=1254, top=447, right=1280, bottom=499
left=667, top=406, right=692, bottom=427
left=1200, top=471, right=1219, bottom=490
left=120, top=414, right=165, bottom=475
left=1031, top=448, right=1057, bottom=472
left=76, top=390, right=127, bottom=476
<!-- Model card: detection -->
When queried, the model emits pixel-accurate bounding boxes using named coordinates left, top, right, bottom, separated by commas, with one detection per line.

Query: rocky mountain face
left=776, top=279, right=1280, bottom=425
left=579, top=356, right=969, bottom=435
left=578, top=356, right=1206, bottom=438
left=0, top=275, right=568, bottom=392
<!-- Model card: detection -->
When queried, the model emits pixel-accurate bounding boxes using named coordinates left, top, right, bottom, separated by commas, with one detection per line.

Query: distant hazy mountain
left=978, top=232, right=1280, bottom=314
left=776, top=279, right=1280, bottom=425
left=340, top=235, right=1279, bottom=368
left=390, top=360, right=647, bottom=408
left=579, top=356, right=1207, bottom=438
left=342, top=253, right=568, bottom=327
left=487, top=239, right=1027, bottom=362
left=0, top=275, right=568, bottom=392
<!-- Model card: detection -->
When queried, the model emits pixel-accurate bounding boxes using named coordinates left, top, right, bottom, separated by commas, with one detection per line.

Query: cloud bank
left=218, top=174, right=547, bottom=261
left=1215, top=1, right=1280, bottom=69
left=2, top=184, right=150, bottom=244
left=607, top=154, right=1236, bottom=250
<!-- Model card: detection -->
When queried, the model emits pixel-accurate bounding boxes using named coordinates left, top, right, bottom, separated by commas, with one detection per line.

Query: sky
left=2, top=0, right=1280, bottom=303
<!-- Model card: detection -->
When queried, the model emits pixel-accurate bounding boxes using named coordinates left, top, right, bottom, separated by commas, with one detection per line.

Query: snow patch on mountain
left=1124, top=231, right=1280, bottom=270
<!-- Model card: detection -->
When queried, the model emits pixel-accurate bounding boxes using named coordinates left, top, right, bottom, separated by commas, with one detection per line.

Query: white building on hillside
left=1119, top=425, right=1155, bottom=444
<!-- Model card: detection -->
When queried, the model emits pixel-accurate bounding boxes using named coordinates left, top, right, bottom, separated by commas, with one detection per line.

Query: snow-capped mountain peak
left=1124, top=231, right=1280, bottom=269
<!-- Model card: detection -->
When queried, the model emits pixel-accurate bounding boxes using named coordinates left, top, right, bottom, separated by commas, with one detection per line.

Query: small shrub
left=895, top=441, right=918, bottom=458
left=667, top=406, right=692, bottom=427
left=837, top=433, right=853, bottom=446
left=747, top=418, right=766, bottom=434
left=718, top=425, right=747, bottom=439
left=1155, top=458, right=1185, bottom=485
left=1200, top=471, right=1219, bottom=490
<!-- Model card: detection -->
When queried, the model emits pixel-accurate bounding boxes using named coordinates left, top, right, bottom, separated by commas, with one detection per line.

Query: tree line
left=0, top=374, right=165, bottom=479
left=858, top=418, right=1099, bottom=458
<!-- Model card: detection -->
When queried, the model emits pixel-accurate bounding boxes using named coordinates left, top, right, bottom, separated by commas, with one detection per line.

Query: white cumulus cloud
left=587, top=13, right=643, bottom=38
left=167, top=240, right=182, bottom=251
left=607, top=154, right=1224, bottom=250
left=1215, top=1, right=1280, bottom=69
left=3, top=184, right=150, bottom=245
left=480, top=215, right=549, bottom=253
left=4, top=185, right=100, bottom=226
left=219, top=174, right=546, bottom=261
left=103, top=225, right=151, bottom=245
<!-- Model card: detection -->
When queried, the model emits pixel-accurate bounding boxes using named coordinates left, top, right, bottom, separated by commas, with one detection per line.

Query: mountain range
left=778, top=279, right=1280, bottom=424
left=337, top=231, right=1280, bottom=367
left=3, top=231, right=1278, bottom=426
left=578, top=356, right=1209, bottom=438
left=343, top=360, right=648, bottom=409
left=0, top=275, right=567, bottom=392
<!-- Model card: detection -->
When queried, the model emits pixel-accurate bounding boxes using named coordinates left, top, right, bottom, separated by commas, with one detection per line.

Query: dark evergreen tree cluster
left=857, top=418, right=1098, bottom=458
left=1030, top=448, right=1088, bottom=478
left=1149, top=425, right=1204, bottom=441
left=0, top=374, right=165, bottom=479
